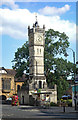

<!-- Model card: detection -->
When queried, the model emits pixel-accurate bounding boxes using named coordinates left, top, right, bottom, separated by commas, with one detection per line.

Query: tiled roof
left=0, top=67, right=26, bottom=82
left=6, top=69, right=16, bottom=76
left=0, top=67, right=16, bottom=75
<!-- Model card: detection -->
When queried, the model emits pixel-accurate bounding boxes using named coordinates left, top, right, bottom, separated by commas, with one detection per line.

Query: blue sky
left=0, top=1, right=77, bottom=69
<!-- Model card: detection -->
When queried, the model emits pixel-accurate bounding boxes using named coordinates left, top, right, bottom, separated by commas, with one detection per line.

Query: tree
left=12, top=29, right=74, bottom=99
left=44, top=29, right=75, bottom=99
left=12, top=41, right=29, bottom=78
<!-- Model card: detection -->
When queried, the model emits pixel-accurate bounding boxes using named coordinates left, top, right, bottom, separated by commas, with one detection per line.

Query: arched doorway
left=22, top=96, right=24, bottom=104
left=17, top=85, right=20, bottom=91
left=39, top=81, right=42, bottom=89
left=2, top=95, right=6, bottom=100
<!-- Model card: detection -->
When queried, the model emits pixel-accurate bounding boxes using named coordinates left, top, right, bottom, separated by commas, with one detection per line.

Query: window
left=40, top=49, right=41, bottom=54
left=43, top=82, right=45, bottom=88
left=37, top=48, right=39, bottom=54
left=2, top=78, right=11, bottom=90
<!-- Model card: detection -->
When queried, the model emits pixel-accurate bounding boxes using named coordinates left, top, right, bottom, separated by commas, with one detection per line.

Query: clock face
left=36, top=35, right=42, bottom=43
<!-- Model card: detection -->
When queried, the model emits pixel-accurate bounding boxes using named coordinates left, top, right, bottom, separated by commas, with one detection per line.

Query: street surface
left=1, top=104, right=78, bottom=119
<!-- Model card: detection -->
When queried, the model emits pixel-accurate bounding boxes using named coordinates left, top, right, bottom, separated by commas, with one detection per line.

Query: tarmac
left=19, top=105, right=78, bottom=113
left=1, top=104, right=78, bottom=119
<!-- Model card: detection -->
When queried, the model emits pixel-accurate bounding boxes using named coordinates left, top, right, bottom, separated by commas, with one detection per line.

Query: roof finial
left=35, top=13, right=37, bottom=22
left=35, top=13, right=38, bottom=27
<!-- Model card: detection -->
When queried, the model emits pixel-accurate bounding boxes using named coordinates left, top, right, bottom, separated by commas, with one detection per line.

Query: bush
left=67, top=99, right=72, bottom=107
left=60, top=99, right=72, bottom=107
left=50, top=102, right=58, bottom=106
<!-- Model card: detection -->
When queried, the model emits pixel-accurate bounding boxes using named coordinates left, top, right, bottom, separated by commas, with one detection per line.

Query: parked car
left=62, top=95, right=72, bottom=100
left=6, top=97, right=12, bottom=104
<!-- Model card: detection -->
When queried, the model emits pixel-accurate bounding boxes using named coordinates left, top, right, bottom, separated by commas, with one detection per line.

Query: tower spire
left=35, top=13, right=38, bottom=27
left=35, top=13, right=37, bottom=22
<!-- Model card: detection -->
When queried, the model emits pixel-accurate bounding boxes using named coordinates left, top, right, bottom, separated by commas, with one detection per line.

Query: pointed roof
left=0, top=67, right=26, bottom=82
left=6, top=69, right=16, bottom=76
left=34, top=13, right=39, bottom=27
left=0, top=67, right=16, bottom=75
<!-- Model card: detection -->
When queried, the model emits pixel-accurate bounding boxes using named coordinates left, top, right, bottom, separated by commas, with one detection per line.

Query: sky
left=0, top=0, right=77, bottom=69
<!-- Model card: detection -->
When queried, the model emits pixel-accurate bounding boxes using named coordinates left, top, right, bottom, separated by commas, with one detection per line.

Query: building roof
left=0, top=67, right=16, bottom=75
left=0, top=67, right=26, bottom=82
left=6, top=69, right=16, bottom=76
left=0, top=67, right=7, bottom=73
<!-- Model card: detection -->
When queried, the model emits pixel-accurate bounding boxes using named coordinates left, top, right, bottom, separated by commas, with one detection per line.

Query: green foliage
left=50, top=102, right=58, bottom=106
left=60, top=99, right=72, bottom=107
left=12, top=29, right=75, bottom=99
left=66, top=99, right=72, bottom=107
left=44, top=29, right=74, bottom=99
left=37, top=89, right=41, bottom=93
left=12, top=41, right=29, bottom=78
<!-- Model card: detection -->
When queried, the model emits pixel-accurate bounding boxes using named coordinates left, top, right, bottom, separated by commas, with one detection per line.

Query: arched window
left=40, top=49, right=41, bottom=54
left=37, top=48, right=39, bottom=54
left=17, top=85, right=20, bottom=91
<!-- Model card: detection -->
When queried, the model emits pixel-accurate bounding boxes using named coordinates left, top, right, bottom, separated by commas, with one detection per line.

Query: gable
left=0, top=67, right=7, bottom=74
left=0, top=70, right=7, bottom=74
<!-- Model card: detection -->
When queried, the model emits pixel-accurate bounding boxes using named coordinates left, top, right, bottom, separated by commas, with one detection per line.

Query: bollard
left=63, top=106, right=65, bottom=112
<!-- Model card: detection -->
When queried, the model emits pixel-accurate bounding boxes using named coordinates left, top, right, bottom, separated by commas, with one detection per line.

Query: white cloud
left=0, top=8, right=76, bottom=43
left=38, top=14, right=76, bottom=43
left=0, top=0, right=19, bottom=9
left=39, top=4, right=70, bottom=16
left=76, top=26, right=78, bottom=61
left=0, top=8, right=36, bottom=39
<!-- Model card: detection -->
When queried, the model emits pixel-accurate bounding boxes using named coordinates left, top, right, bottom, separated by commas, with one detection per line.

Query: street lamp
left=75, top=61, right=78, bottom=83
left=64, top=48, right=76, bottom=110
left=76, top=61, right=78, bottom=75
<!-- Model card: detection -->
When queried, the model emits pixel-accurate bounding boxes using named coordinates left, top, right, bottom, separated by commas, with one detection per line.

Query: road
left=1, top=104, right=78, bottom=119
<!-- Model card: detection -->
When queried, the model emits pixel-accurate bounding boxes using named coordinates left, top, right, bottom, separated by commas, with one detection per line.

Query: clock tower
left=28, top=19, right=47, bottom=90
left=17, top=16, right=57, bottom=105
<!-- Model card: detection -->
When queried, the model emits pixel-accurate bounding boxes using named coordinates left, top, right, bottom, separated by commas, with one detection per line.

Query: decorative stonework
left=18, top=19, right=57, bottom=105
left=28, top=22, right=46, bottom=88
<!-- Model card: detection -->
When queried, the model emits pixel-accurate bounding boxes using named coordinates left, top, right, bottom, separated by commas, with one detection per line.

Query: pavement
left=1, top=104, right=78, bottom=119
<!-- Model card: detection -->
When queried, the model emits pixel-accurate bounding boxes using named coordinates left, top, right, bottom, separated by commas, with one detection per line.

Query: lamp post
left=64, top=48, right=76, bottom=110
left=76, top=61, right=78, bottom=75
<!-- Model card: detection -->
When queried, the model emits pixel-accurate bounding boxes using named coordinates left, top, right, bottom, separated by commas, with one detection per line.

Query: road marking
left=21, top=109, right=39, bottom=112
left=2, top=113, right=14, bottom=116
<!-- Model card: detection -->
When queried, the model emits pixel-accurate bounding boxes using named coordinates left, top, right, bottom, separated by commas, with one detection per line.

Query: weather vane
left=35, top=13, right=38, bottom=27
left=35, top=13, right=37, bottom=22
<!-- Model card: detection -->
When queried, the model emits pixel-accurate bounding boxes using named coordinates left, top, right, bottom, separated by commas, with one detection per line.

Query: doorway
left=39, top=81, right=42, bottom=89
left=22, top=96, right=24, bottom=104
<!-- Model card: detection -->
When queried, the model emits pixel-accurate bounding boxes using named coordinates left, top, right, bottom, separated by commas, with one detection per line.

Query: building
left=72, top=61, right=78, bottom=108
left=0, top=67, right=25, bottom=100
left=72, top=84, right=78, bottom=107
left=18, top=19, right=57, bottom=105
